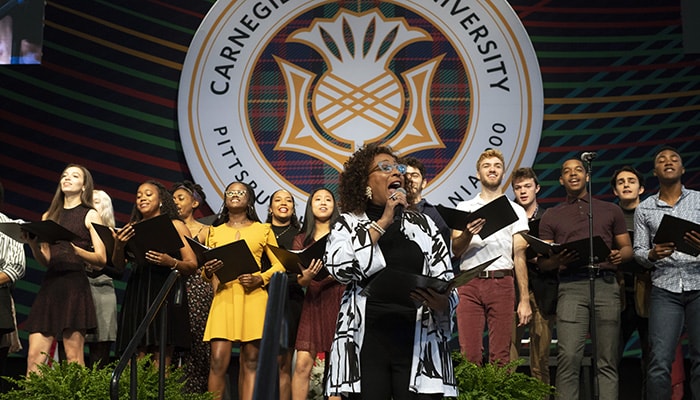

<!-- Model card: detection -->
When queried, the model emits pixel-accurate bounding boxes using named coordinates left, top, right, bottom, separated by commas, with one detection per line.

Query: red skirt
left=294, top=278, right=345, bottom=353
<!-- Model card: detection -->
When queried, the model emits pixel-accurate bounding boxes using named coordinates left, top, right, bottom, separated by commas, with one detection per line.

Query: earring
left=365, top=186, right=372, bottom=200
left=159, top=202, right=163, bottom=208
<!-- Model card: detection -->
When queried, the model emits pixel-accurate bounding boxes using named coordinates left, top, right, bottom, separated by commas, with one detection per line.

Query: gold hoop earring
left=365, top=186, right=372, bottom=200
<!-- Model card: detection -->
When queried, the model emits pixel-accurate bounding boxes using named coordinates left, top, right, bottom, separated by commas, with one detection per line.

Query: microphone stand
left=0, top=1, right=25, bottom=21
left=584, top=158, right=600, bottom=400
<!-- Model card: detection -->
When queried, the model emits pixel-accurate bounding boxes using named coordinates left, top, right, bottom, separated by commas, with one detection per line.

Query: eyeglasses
left=225, top=190, right=247, bottom=198
left=370, top=160, right=407, bottom=174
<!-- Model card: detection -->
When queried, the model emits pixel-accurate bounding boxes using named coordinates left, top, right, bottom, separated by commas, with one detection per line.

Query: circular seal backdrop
left=178, top=0, right=543, bottom=211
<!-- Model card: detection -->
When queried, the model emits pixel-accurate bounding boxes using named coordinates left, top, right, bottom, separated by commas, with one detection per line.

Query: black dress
left=350, top=203, right=431, bottom=400
left=269, top=224, right=303, bottom=349
left=24, top=205, right=97, bottom=335
left=116, top=225, right=191, bottom=353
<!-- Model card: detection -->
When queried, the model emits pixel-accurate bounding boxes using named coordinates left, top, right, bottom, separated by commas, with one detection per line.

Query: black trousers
left=345, top=306, right=442, bottom=400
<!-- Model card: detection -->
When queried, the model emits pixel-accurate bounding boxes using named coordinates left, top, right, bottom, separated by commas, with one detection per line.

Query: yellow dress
left=202, top=222, right=285, bottom=342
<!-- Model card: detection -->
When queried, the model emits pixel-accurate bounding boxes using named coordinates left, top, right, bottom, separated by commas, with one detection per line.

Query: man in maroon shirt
left=538, top=157, right=632, bottom=400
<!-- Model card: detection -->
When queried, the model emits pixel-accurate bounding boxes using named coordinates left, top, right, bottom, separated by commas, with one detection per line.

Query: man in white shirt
left=452, top=149, right=531, bottom=365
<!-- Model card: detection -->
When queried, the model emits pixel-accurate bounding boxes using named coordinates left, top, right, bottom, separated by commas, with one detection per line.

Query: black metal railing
left=252, top=271, right=288, bottom=399
left=110, top=269, right=180, bottom=400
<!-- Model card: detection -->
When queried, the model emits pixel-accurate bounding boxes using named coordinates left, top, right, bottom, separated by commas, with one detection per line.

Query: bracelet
left=202, top=268, right=212, bottom=281
left=172, top=260, right=178, bottom=270
left=369, top=221, right=385, bottom=236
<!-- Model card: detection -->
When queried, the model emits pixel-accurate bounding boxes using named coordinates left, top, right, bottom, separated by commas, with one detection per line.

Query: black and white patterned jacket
left=324, top=210, right=458, bottom=396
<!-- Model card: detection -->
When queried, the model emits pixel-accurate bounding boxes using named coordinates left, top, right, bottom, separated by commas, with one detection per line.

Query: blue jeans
left=647, top=286, right=700, bottom=400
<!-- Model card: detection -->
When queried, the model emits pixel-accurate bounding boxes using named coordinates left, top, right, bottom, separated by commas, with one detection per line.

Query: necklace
left=227, top=219, right=249, bottom=227
left=529, top=205, right=539, bottom=221
left=274, top=224, right=293, bottom=239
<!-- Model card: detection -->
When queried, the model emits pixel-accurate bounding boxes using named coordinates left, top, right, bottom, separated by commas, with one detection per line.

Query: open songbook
left=0, top=220, right=79, bottom=244
left=92, top=223, right=117, bottom=261
left=186, top=237, right=259, bottom=283
left=520, top=233, right=611, bottom=269
left=267, top=234, right=329, bottom=281
left=528, top=218, right=540, bottom=238
left=653, top=214, right=700, bottom=257
left=92, top=214, right=184, bottom=266
left=436, top=196, right=518, bottom=239
left=360, top=256, right=501, bottom=308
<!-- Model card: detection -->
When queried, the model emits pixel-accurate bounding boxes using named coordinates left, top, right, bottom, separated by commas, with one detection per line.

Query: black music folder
left=95, top=215, right=184, bottom=265
left=523, top=219, right=542, bottom=260
left=268, top=234, right=329, bottom=281
left=520, top=233, right=611, bottom=269
left=520, top=233, right=558, bottom=256
left=436, top=195, right=519, bottom=239
left=360, top=256, right=500, bottom=308
left=528, top=218, right=541, bottom=238
left=186, top=236, right=208, bottom=266
left=129, top=215, right=184, bottom=255
left=653, top=214, right=700, bottom=257
left=0, top=220, right=79, bottom=243
left=92, top=223, right=117, bottom=260
left=192, top=239, right=260, bottom=284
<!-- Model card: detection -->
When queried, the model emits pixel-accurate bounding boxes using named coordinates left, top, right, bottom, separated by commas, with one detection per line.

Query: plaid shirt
left=634, top=186, right=700, bottom=293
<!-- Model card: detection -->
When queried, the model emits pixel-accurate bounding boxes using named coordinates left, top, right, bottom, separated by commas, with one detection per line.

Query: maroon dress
left=293, top=234, right=344, bottom=353
left=24, top=205, right=97, bottom=335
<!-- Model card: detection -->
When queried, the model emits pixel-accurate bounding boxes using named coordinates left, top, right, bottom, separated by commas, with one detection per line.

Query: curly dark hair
left=130, top=180, right=181, bottom=223
left=338, top=143, right=414, bottom=214
left=211, top=181, right=261, bottom=227
left=170, top=179, right=206, bottom=204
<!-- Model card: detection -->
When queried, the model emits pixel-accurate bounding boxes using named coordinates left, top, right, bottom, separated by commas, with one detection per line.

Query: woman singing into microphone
left=324, top=143, right=458, bottom=399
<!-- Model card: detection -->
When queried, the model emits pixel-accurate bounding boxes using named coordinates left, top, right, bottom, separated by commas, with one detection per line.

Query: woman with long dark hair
left=264, top=188, right=301, bottom=400
left=24, top=164, right=106, bottom=375
left=202, top=181, right=286, bottom=400
left=291, top=187, right=341, bottom=400
left=113, top=180, right=197, bottom=368
left=171, top=180, right=213, bottom=394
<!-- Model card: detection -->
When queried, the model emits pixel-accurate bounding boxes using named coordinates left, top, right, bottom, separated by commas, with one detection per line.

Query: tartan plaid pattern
left=247, top=2, right=470, bottom=194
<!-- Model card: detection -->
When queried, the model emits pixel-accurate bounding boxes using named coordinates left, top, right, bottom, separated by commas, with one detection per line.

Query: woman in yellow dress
left=202, top=181, right=285, bottom=400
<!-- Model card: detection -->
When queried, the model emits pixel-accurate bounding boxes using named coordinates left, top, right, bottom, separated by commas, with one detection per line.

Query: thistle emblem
left=275, top=9, right=446, bottom=171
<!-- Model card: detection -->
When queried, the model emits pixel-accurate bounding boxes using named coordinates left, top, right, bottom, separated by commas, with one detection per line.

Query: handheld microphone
left=581, top=152, right=597, bottom=162
left=393, top=187, right=406, bottom=222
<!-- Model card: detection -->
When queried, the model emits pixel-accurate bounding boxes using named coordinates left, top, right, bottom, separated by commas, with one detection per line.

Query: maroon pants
left=456, top=276, right=515, bottom=365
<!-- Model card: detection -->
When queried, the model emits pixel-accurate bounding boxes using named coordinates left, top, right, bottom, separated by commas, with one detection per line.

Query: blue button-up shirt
left=634, top=186, right=700, bottom=293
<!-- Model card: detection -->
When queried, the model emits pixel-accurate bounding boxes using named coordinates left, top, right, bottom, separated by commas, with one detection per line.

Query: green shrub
left=449, top=352, right=555, bottom=400
left=0, top=356, right=213, bottom=400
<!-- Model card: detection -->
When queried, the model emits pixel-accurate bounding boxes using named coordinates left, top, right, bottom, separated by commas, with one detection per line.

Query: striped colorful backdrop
left=0, top=0, right=698, bottom=356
